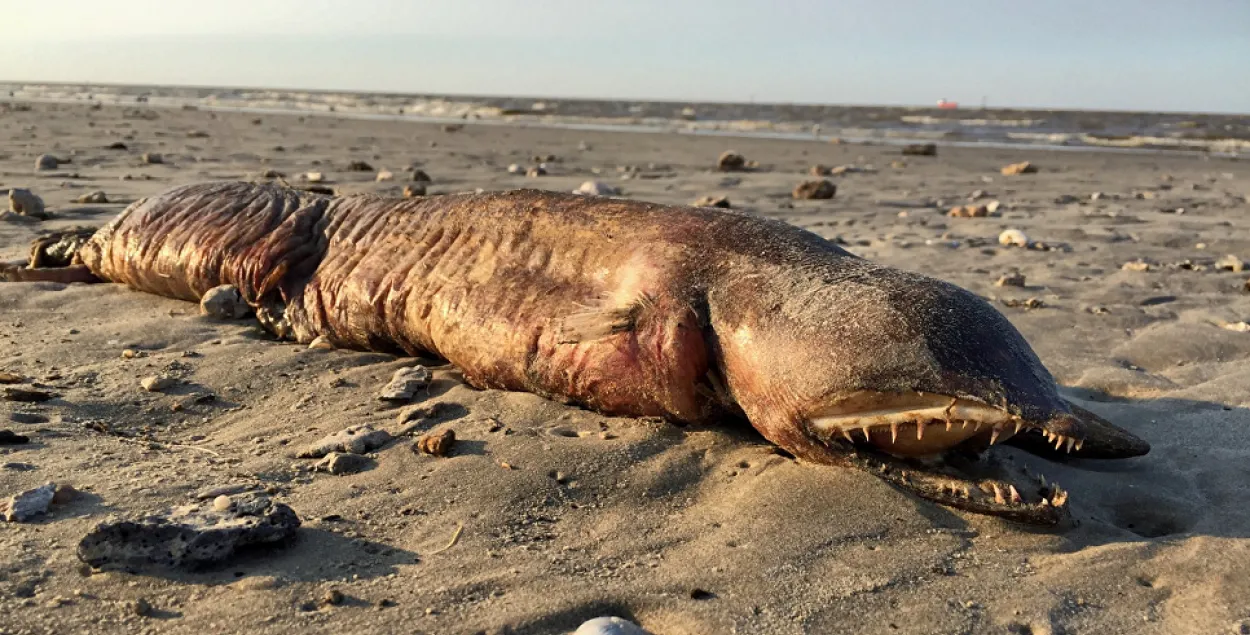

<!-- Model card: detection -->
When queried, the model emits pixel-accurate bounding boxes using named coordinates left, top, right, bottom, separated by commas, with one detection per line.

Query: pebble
left=1121, top=260, right=1153, bottom=272
left=77, top=493, right=301, bottom=570
left=716, top=150, right=747, bottom=172
left=809, top=165, right=831, bottom=176
left=0, top=429, right=30, bottom=444
left=140, top=375, right=176, bottom=392
left=376, top=170, right=394, bottom=182
left=35, top=154, right=60, bottom=170
left=200, top=284, right=251, bottom=319
left=3, top=387, right=55, bottom=402
left=691, top=195, right=731, bottom=208
left=506, top=164, right=523, bottom=175
left=998, top=229, right=1030, bottom=248
left=792, top=180, right=837, bottom=200
left=304, top=171, right=325, bottom=183
left=996, top=272, right=1027, bottom=287
left=212, top=495, right=234, bottom=512
left=379, top=365, right=432, bottom=401
left=8, top=188, right=47, bottom=219
left=127, top=598, right=153, bottom=617
left=9, top=412, right=49, bottom=424
left=322, top=589, right=345, bottom=606
left=1001, top=161, right=1038, bottom=175
left=297, top=425, right=393, bottom=458
left=526, top=166, right=547, bottom=177
left=948, top=204, right=989, bottom=218
left=901, top=143, right=937, bottom=156
left=141, top=152, right=163, bottom=165
left=986, top=200, right=1002, bottom=214
left=574, top=617, right=653, bottom=635
left=1216, top=254, right=1245, bottom=272
left=403, top=184, right=427, bottom=198
left=414, top=429, right=455, bottom=457
left=315, top=452, right=371, bottom=475
left=346, top=160, right=374, bottom=172
left=410, top=169, right=432, bottom=182
left=1054, top=194, right=1080, bottom=204
left=106, top=141, right=128, bottom=150
left=76, top=190, right=109, bottom=204
left=308, top=335, right=334, bottom=350
left=255, top=168, right=285, bottom=179
left=573, top=181, right=621, bottom=197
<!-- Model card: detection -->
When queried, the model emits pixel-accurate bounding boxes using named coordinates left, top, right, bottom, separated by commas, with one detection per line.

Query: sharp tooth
left=860, top=427, right=872, bottom=442
left=1045, top=431, right=1055, bottom=442
left=1009, top=485, right=1022, bottom=504
left=1038, top=474, right=1047, bottom=486
left=1075, top=439, right=1084, bottom=451
left=1052, top=488, right=1068, bottom=507
left=841, top=428, right=854, bottom=443
left=1015, top=422, right=1025, bottom=434
left=1053, top=434, right=1065, bottom=450
left=916, top=421, right=925, bottom=440
left=989, top=426, right=1002, bottom=445
left=992, top=483, right=1006, bottom=505
left=945, top=420, right=953, bottom=431
left=1065, top=437, right=1076, bottom=453
left=890, top=422, right=900, bottom=443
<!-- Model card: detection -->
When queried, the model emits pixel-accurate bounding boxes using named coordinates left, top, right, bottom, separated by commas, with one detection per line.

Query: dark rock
left=0, top=429, right=30, bottom=444
left=902, top=143, right=938, bottom=156
left=3, top=387, right=55, bottom=402
left=716, top=151, right=746, bottom=172
left=77, top=494, right=300, bottom=570
left=792, top=180, right=837, bottom=200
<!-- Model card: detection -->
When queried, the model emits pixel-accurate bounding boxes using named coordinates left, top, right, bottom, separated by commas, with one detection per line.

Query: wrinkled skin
left=5, top=182, right=1150, bottom=525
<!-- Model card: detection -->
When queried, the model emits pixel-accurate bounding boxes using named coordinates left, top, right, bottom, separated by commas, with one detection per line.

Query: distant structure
left=937, top=99, right=958, bottom=109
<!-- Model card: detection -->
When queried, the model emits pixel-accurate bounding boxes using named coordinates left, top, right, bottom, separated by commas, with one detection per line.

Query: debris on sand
left=35, top=154, right=60, bottom=170
left=948, top=204, right=990, bottom=218
left=792, top=180, right=837, bottom=200
left=376, top=170, right=395, bottom=182
left=76, top=190, right=109, bottom=204
left=315, top=452, right=372, bottom=475
left=996, top=272, right=1027, bottom=287
left=1001, top=161, right=1038, bottom=175
left=7, top=188, right=47, bottom=219
left=716, top=151, right=747, bottom=172
left=691, top=195, right=731, bottom=209
left=76, top=494, right=300, bottom=570
left=297, top=425, right=393, bottom=458
left=141, top=152, right=163, bottom=165
left=902, top=143, right=938, bottom=156
left=0, top=429, right=30, bottom=444
left=526, top=165, right=547, bottom=177
left=998, top=229, right=1030, bottom=248
left=200, top=284, right=251, bottom=319
left=346, top=160, right=374, bottom=172
left=414, top=429, right=456, bottom=457
left=573, top=181, right=621, bottom=197
left=3, top=387, right=56, bottom=402
left=379, top=366, right=432, bottom=402
left=1216, top=254, right=1245, bottom=272
left=403, top=184, right=427, bottom=197
left=140, top=375, right=176, bottom=393
left=3, top=483, right=74, bottom=522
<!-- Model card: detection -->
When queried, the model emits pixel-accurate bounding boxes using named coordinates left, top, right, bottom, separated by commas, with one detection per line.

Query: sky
left=4, top=0, right=1249, bottom=113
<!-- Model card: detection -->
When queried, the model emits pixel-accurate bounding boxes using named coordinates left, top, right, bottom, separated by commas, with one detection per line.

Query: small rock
left=1219, top=321, right=1250, bottom=333
left=573, top=181, right=621, bottom=197
left=691, top=195, right=731, bottom=209
left=996, top=272, right=1027, bottom=287
left=127, top=598, right=153, bottom=617
left=1054, top=194, right=1080, bottom=204
left=346, top=160, right=374, bottom=172
left=379, top=366, right=432, bottom=402
left=948, top=204, right=990, bottom=218
left=413, top=429, right=455, bottom=457
left=441, top=124, right=463, bottom=133
left=140, top=153, right=163, bottom=165
left=0, top=430, right=30, bottom=445
left=4, top=482, right=56, bottom=522
left=186, top=130, right=210, bottom=138
left=792, top=180, right=837, bottom=200
left=76, top=493, right=300, bottom=570
left=322, top=589, right=345, bottom=606
left=297, top=425, right=392, bottom=458
left=985, top=200, right=1002, bottom=214
left=1001, top=161, right=1038, bottom=176
left=106, top=142, right=128, bottom=150
left=315, top=452, right=372, bottom=475
left=0, top=372, right=25, bottom=384
left=969, top=189, right=989, bottom=200
left=1216, top=254, right=1245, bottom=272
left=35, top=154, right=60, bottom=170
left=716, top=151, right=747, bottom=172
left=140, top=375, right=176, bottom=393
left=574, top=617, right=653, bottom=635
left=212, top=495, right=234, bottom=512
left=304, top=171, right=325, bottom=183
left=255, top=168, right=285, bottom=179
left=403, top=184, right=426, bottom=198
left=200, top=284, right=251, bottom=319
left=526, top=166, right=547, bottom=177
left=890, top=160, right=907, bottom=169
left=506, top=164, right=523, bottom=175
left=376, top=170, right=394, bottom=182
left=998, top=229, right=1030, bottom=248
left=307, top=336, right=334, bottom=350
left=76, top=191, right=109, bottom=204
left=1090, top=192, right=1105, bottom=200
left=8, top=189, right=47, bottom=219
left=410, top=169, right=432, bottom=183
left=9, top=412, right=48, bottom=424
left=901, top=143, right=937, bottom=156
left=3, top=387, right=55, bottom=402
left=809, top=165, right=831, bottom=176
left=1121, top=260, right=1153, bottom=272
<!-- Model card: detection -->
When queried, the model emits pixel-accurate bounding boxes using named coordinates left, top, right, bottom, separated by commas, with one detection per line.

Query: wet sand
left=2, top=100, right=1249, bottom=635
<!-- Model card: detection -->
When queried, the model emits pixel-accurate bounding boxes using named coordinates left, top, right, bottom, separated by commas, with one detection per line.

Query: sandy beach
left=2, top=99, right=1249, bottom=635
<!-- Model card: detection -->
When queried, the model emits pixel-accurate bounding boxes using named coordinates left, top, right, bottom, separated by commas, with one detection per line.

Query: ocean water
left=4, top=82, right=1247, bottom=156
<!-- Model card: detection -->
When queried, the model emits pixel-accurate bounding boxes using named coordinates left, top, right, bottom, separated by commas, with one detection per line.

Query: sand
left=1, top=100, right=1249, bottom=635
